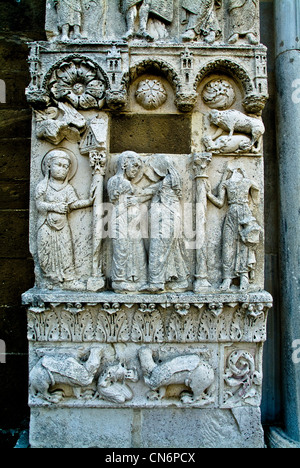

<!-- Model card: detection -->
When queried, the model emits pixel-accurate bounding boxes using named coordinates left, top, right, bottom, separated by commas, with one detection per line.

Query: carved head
left=46, top=150, right=71, bottom=181
left=227, top=166, right=246, bottom=181
left=209, top=109, right=221, bottom=125
left=149, top=156, right=182, bottom=197
left=42, top=149, right=77, bottom=182
left=118, top=151, right=142, bottom=181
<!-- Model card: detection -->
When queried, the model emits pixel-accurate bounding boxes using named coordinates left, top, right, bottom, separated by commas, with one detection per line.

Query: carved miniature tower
left=23, top=0, right=272, bottom=448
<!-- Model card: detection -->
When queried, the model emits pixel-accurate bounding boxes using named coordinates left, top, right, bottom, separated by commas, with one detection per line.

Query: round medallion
left=135, top=79, right=168, bottom=110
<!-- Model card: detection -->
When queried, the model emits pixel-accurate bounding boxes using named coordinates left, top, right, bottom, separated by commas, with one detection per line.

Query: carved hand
left=54, top=202, right=68, bottom=214
left=205, top=180, right=212, bottom=195
left=126, top=196, right=138, bottom=207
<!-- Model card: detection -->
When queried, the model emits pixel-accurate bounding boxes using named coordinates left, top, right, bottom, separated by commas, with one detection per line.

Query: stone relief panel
left=195, top=73, right=265, bottom=156
left=48, top=57, right=107, bottom=110
left=202, top=79, right=236, bottom=110
left=28, top=338, right=266, bottom=409
left=135, top=79, right=168, bottom=110
left=28, top=341, right=219, bottom=408
left=24, top=0, right=271, bottom=450
left=222, top=344, right=263, bottom=408
left=29, top=128, right=265, bottom=293
left=44, top=0, right=261, bottom=45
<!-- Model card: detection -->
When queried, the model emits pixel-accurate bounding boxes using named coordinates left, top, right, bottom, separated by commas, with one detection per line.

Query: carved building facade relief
left=23, top=0, right=271, bottom=449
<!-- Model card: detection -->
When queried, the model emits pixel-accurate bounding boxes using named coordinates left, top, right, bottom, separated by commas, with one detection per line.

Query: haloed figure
left=36, top=150, right=93, bottom=290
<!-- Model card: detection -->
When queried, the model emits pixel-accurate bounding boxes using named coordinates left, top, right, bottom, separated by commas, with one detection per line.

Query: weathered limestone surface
left=23, top=0, right=272, bottom=448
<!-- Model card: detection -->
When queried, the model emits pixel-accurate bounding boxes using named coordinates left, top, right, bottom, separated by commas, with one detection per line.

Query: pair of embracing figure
left=107, top=151, right=189, bottom=294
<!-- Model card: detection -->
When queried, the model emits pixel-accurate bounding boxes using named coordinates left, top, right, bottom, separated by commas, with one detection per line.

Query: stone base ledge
left=29, top=407, right=265, bottom=449
left=22, top=287, right=273, bottom=307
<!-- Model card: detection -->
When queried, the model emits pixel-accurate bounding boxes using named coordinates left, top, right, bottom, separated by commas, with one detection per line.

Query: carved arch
left=193, top=59, right=254, bottom=95
left=121, top=58, right=182, bottom=94
left=43, top=54, right=111, bottom=91
left=41, top=54, right=110, bottom=110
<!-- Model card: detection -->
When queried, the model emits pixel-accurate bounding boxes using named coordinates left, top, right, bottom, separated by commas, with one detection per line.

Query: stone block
left=28, top=407, right=264, bottom=448
left=29, top=408, right=135, bottom=449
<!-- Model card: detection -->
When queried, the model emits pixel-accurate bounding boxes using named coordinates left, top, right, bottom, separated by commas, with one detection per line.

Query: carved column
left=268, top=0, right=300, bottom=447
left=87, top=150, right=106, bottom=292
left=193, top=152, right=212, bottom=292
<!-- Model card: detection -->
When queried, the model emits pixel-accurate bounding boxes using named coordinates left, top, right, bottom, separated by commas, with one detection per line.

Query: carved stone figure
left=29, top=347, right=103, bottom=403
left=181, top=0, right=221, bottom=44
left=203, top=134, right=254, bottom=154
left=107, top=151, right=148, bottom=293
left=121, top=0, right=174, bottom=41
left=204, top=109, right=265, bottom=153
left=53, top=0, right=83, bottom=41
left=35, top=102, right=86, bottom=145
left=206, top=166, right=262, bottom=291
left=142, top=156, right=189, bottom=292
left=36, top=150, right=93, bottom=290
left=138, top=347, right=215, bottom=404
left=227, top=0, right=259, bottom=45
left=97, top=363, right=138, bottom=403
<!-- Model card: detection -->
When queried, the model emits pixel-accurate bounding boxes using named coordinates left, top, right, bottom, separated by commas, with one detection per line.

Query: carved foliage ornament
left=202, top=79, right=236, bottom=110
left=135, top=79, right=168, bottom=110
left=49, top=57, right=107, bottom=110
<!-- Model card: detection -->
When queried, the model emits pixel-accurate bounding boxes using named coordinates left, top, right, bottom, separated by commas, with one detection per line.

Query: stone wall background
left=0, top=0, right=281, bottom=437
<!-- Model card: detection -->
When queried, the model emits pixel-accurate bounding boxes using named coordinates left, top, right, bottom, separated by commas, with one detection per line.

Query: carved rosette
left=135, top=79, right=168, bottom=110
left=48, top=57, right=107, bottom=110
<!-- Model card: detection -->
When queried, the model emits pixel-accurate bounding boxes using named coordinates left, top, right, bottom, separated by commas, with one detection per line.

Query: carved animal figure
left=29, top=347, right=103, bottom=403
left=209, top=109, right=265, bottom=149
left=97, top=363, right=138, bottom=404
left=203, top=134, right=254, bottom=154
left=138, top=347, right=214, bottom=403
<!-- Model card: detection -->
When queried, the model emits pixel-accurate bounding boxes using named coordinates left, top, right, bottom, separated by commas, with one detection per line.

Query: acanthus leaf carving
left=131, top=304, right=165, bottom=343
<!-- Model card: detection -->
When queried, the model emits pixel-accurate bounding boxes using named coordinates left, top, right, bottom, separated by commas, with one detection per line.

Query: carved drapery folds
left=24, top=0, right=271, bottom=448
